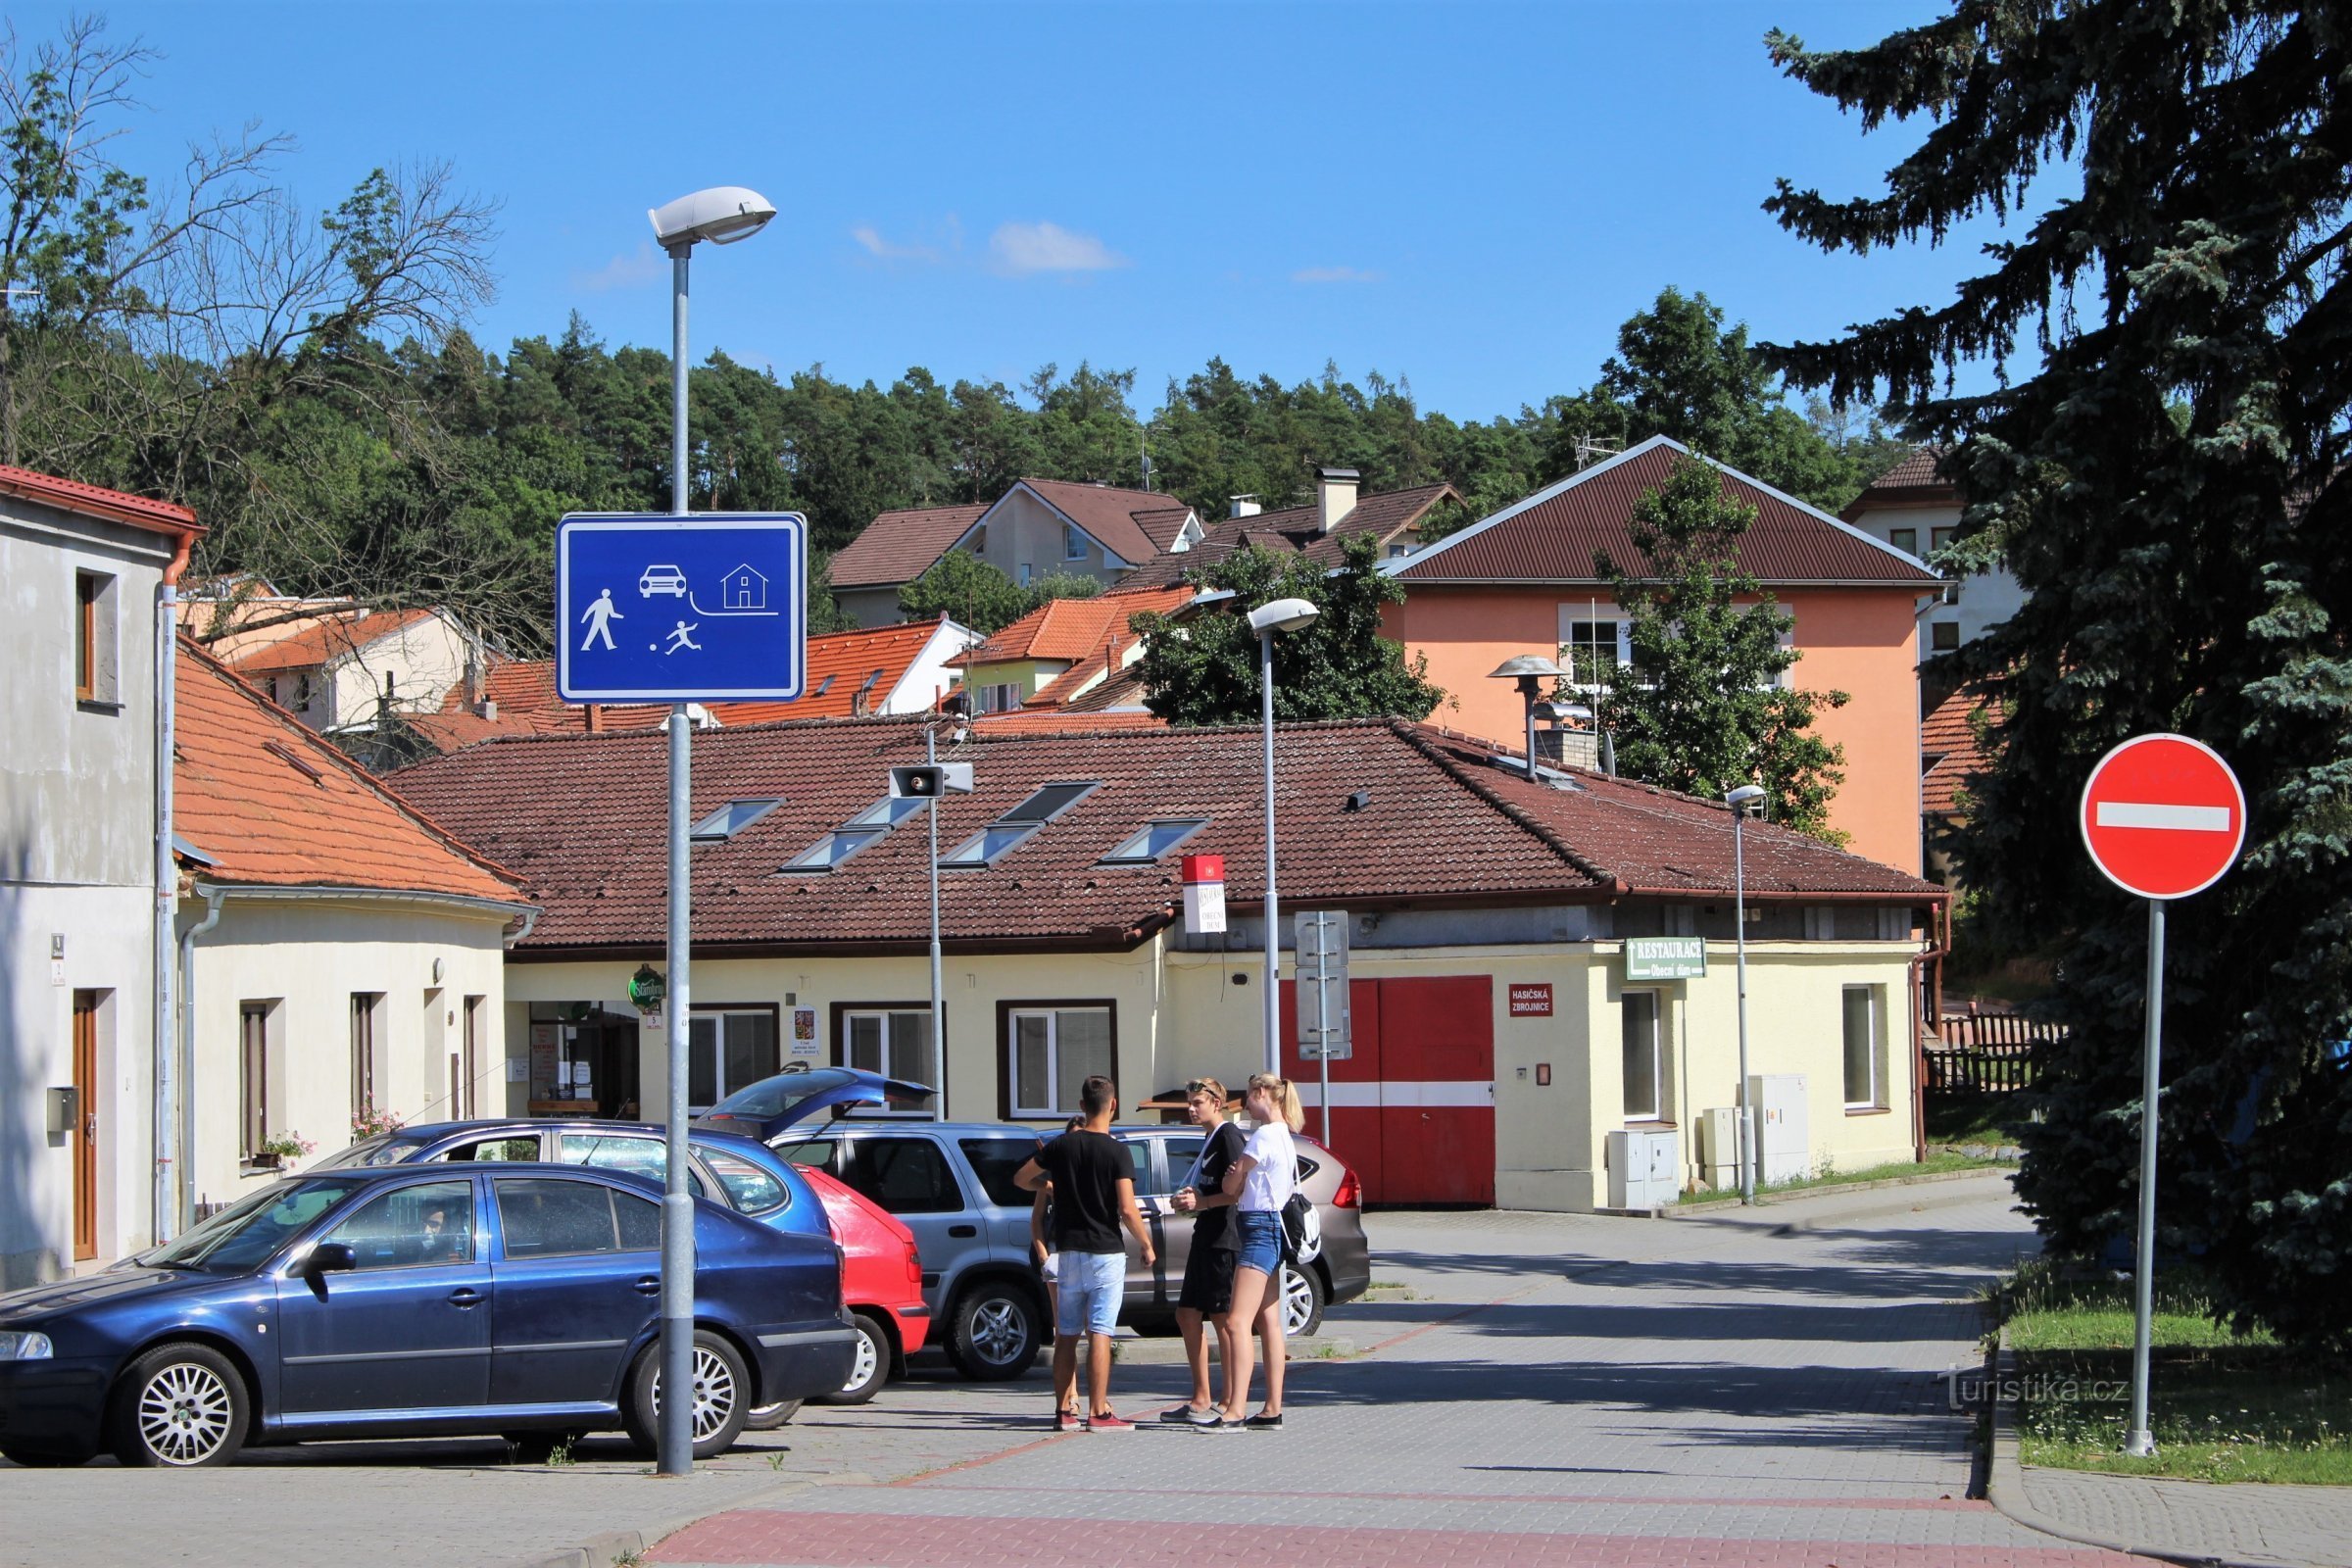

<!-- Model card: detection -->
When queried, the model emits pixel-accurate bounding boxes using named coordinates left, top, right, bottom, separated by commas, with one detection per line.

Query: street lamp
left=1726, top=783, right=1766, bottom=1202
left=1249, top=597, right=1319, bottom=1078
left=1489, top=656, right=1569, bottom=779
left=647, top=184, right=773, bottom=1480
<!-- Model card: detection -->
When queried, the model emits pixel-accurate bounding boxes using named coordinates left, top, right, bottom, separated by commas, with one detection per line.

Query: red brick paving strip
left=650, top=1509, right=2143, bottom=1566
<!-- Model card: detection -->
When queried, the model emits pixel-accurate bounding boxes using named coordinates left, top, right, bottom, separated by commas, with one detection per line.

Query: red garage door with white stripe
left=1281, top=975, right=1494, bottom=1206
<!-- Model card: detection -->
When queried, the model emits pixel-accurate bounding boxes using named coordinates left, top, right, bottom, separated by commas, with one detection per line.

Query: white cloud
left=988, top=220, right=1127, bottom=276
left=852, top=225, right=942, bottom=264
left=571, top=241, right=664, bottom=293
left=1293, top=266, right=1383, bottom=285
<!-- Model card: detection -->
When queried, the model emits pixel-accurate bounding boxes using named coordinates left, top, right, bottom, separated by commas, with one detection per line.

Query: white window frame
left=1841, top=985, right=1883, bottom=1109
left=1555, top=607, right=1631, bottom=690
left=1005, top=1005, right=1113, bottom=1119
left=840, top=1008, right=938, bottom=1116
left=688, top=1006, right=780, bottom=1115
left=1063, top=524, right=1089, bottom=561
left=1621, top=990, right=1665, bottom=1122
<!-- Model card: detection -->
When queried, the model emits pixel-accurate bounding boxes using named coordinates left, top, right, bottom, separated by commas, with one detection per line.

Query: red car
left=804, top=1166, right=929, bottom=1403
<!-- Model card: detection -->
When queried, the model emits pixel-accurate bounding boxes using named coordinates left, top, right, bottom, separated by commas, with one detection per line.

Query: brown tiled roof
left=827, top=502, right=989, bottom=589
left=387, top=715, right=1936, bottom=956
left=1871, top=449, right=1947, bottom=489
left=1842, top=447, right=1959, bottom=519
left=968, top=708, right=1169, bottom=734
left=1014, top=478, right=1166, bottom=565
left=1116, top=482, right=1458, bottom=591
left=232, top=608, right=446, bottom=674
left=1920, top=689, right=1988, bottom=818
left=173, top=639, right=528, bottom=906
left=1395, top=438, right=1937, bottom=586
left=0, top=462, right=201, bottom=536
left=1131, top=505, right=1197, bottom=552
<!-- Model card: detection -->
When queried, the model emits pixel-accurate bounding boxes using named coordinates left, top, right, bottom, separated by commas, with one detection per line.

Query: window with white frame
left=1841, top=986, right=1883, bottom=1108
left=1063, top=523, right=1089, bottom=561
left=841, top=1007, right=937, bottom=1110
left=1622, top=991, right=1664, bottom=1120
left=1004, top=1005, right=1113, bottom=1118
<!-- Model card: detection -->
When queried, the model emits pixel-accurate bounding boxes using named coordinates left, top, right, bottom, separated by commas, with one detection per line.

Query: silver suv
left=770, top=1120, right=1370, bottom=1380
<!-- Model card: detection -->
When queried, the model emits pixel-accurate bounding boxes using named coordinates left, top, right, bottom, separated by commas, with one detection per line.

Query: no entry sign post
left=2080, top=733, right=2246, bottom=1458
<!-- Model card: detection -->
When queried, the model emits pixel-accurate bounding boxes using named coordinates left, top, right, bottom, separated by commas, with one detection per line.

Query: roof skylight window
left=692, top=798, right=782, bottom=842
left=940, top=780, right=1101, bottom=869
left=780, top=794, right=929, bottom=873
left=1100, top=818, right=1207, bottom=864
left=813, top=673, right=837, bottom=697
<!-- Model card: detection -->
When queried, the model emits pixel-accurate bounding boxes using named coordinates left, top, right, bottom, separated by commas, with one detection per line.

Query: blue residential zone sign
left=556, top=514, right=808, bottom=703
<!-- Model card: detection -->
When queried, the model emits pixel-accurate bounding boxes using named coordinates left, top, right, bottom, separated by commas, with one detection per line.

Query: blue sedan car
left=0, top=1164, right=854, bottom=1468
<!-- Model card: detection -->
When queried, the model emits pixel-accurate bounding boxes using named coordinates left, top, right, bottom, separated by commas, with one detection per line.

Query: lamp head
left=1726, top=784, right=1766, bottom=814
left=1247, top=597, right=1320, bottom=636
left=649, top=186, right=777, bottom=252
left=1487, top=655, right=1568, bottom=682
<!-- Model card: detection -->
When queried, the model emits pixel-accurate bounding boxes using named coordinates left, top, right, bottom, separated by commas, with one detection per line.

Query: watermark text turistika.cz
left=1942, top=1368, right=2129, bottom=1411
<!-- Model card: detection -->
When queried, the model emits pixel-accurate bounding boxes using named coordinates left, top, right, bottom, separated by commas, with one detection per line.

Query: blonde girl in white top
left=1212, top=1073, right=1303, bottom=1430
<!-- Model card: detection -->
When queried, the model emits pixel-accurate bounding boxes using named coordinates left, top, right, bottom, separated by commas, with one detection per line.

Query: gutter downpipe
left=153, top=534, right=192, bottom=1243
left=175, top=885, right=227, bottom=1236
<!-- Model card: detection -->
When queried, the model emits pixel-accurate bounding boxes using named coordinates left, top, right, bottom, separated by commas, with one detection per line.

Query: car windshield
left=312, top=1134, right=435, bottom=1169
left=134, top=1178, right=367, bottom=1271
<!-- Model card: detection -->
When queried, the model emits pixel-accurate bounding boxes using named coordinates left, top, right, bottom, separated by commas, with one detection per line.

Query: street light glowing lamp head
left=1248, top=598, right=1320, bottom=636
left=649, top=186, right=777, bottom=253
left=1726, top=784, right=1766, bottom=813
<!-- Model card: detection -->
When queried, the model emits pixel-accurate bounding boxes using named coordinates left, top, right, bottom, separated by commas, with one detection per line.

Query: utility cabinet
left=1606, top=1127, right=1680, bottom=1209
left=1748, top=1073, right=1810, bottom=1185
left=1697, top=1106, right=1741, bottom=1190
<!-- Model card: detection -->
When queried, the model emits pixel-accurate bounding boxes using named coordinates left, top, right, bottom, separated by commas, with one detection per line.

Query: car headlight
left=0, top=1331, right=54, bottom=1360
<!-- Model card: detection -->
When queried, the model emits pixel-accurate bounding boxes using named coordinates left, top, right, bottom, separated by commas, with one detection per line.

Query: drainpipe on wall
left=152, top=534, right=192, bottom=1243
left=176, top=886, right=227, bottom=1234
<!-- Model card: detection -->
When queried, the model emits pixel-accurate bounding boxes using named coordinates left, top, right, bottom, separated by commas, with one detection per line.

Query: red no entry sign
left=2080, top=733, right=2246, bottom=900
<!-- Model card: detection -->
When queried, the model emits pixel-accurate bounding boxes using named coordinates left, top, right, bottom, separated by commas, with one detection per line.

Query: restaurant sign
left=1625, top=936, right=1707, bottom=980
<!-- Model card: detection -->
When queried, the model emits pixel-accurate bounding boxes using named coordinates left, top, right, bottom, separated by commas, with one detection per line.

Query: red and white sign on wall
left=1508, top=983, right=1553, bottom=1017
left=2079, top=733, right=2247, bottom=900
left=1179, top=854, right=1226, bottom=934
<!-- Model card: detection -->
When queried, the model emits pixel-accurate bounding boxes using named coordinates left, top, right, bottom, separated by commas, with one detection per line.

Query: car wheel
left=1, top=1448, right=89, bottom=1467
left=814, top=1311, right=890, bottom=1405
left=621, top=1330, right=751, bottom=1460
left=108, top=1343, right=249, bottom=1467
left=946, top=1280, right=1042, bottom=1381
left=1278, top=1261, right=1326, bottom=1340
left=742, top=1398, right=801, bottom=1431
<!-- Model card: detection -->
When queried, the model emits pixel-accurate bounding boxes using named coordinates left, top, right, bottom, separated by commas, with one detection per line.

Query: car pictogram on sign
left=638, top=564, right=689, bottom=598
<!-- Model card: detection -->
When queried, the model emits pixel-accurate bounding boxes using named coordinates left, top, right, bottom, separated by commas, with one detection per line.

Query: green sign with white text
left=1625, top=936, right=1706, bottom=980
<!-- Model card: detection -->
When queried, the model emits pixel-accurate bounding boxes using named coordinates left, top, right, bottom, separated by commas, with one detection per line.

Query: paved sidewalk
left=652, top=1174, right=2145, bottom=1566
left=2011, top=1465, right=2352, bottom=1568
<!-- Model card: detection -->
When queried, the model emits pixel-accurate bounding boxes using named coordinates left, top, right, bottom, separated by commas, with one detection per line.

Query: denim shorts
left=1054, top=1250, right=1126, bottom=1337
left=1233, top=1210, right=1284, bottom=1276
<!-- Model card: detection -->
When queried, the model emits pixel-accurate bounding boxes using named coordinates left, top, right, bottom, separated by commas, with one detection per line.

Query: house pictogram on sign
left=720, top=564, right=768, bottom=612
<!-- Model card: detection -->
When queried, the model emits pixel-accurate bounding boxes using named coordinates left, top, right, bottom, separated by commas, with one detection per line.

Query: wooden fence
left=1924, top=1011, right=2065, bottom=1094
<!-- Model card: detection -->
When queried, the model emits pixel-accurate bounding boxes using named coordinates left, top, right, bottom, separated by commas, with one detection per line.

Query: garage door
left=1281, top=975, right=1494, bottom=1206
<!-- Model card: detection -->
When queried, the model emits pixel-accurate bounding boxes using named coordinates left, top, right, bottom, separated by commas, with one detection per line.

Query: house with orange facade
left=1380, top=437, right=1942, bottom=873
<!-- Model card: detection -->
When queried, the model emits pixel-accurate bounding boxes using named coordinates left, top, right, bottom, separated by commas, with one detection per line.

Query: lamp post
left=1248, top=597, right=1319, bottom=1078
left=1489, top=656, right=1569, bottom=778
left=1726, top=783, right=1765, bottom=1201
left=647, top=183, right=774, bottom=1479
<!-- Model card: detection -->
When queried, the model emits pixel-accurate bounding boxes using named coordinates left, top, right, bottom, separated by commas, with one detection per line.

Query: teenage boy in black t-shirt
left=1016, top=1075, right=1154, bottom=1431
left=1162, top=1076, right=1246, bottom=1427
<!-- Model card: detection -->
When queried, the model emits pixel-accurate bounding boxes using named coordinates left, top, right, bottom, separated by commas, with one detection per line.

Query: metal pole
left=2125, top=896, right=2165, bottom=1457
left=927, top=725, right=944, bottom=1101
left=153, top=577, right=178, bottom=1242
left=658, top=244, right=695, bottom=1478
left=1318, top=959, right=1332, bottom=1144
left=1260, top=628, right=1281, bottom=1079
left=1523, top=686, right=1539, bottom=780
left=1735, top=809, right=1754, bottom=1203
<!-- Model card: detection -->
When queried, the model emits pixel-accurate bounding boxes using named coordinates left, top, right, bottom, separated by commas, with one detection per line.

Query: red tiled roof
left=1395, top=438, right=1937, bottom=586
left=701, top=619, right=961, bottom=722
left=232, top=608, right=446, bottom=674
left=827, top=503, right=989, bottom=589
left=1014, top=478, right=1167, bottom=565
left=958, top=587, right=1193, bottom=671
left=173, top=639, right=527, bottom=906
left=387, top=715, right=1936, bottom=955
left=0, top=463, right=201, bottom=536
left=1920, top=689, right=1989, bottom=818
left=968, top=708, right=1169, bottom=734
left=1116, top=483, right=1458, bottom=590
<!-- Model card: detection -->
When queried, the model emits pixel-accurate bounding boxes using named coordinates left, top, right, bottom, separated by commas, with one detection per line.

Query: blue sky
left=18, top=1, right=2012, bottom=421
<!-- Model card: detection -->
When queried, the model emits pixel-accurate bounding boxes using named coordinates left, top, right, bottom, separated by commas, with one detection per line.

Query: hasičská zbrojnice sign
left=2080, top=733, right=2246, bottom=1461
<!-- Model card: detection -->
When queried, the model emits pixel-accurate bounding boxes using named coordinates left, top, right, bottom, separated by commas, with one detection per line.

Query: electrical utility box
left=1698, top=1106, right=1741, bottom=1190
left=1748, top=1073, right=1811, bottom=1185
left=1605, top=1127, right=1679, bottom=1209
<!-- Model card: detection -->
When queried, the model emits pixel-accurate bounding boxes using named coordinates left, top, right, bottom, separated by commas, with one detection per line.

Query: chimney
left=464, top=649, right=485, bottom=712
left=1315, top=466, right=1360, bottom=534
left=479, top=699, right=498, bottom=722
left=1229, top=494, right=1260, bottom=520
left=584, top=704, right=602, bottom=733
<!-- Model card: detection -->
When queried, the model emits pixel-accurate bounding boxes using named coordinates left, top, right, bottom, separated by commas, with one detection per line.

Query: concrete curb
left=1984, top=1335, right=2268, bottom=1568
left=493, top=1473, right=823, bottom=1568
left=1657, top=1163, right=2018, bottom=1217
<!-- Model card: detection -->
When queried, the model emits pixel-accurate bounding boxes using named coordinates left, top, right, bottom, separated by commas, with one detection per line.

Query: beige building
left=397, top=714, right=1942, bottom=1211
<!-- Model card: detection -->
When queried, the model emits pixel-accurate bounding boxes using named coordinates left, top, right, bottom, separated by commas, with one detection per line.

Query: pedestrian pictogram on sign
left=2080, top=733, right=2246, bottom=901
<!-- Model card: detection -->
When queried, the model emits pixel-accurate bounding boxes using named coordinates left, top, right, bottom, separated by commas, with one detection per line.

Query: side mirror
left=304, top=1242, right=357, bottom=1277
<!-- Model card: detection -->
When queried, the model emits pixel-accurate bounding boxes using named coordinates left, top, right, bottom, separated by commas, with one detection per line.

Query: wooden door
left=72, top=992, right=99, bottom=1260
